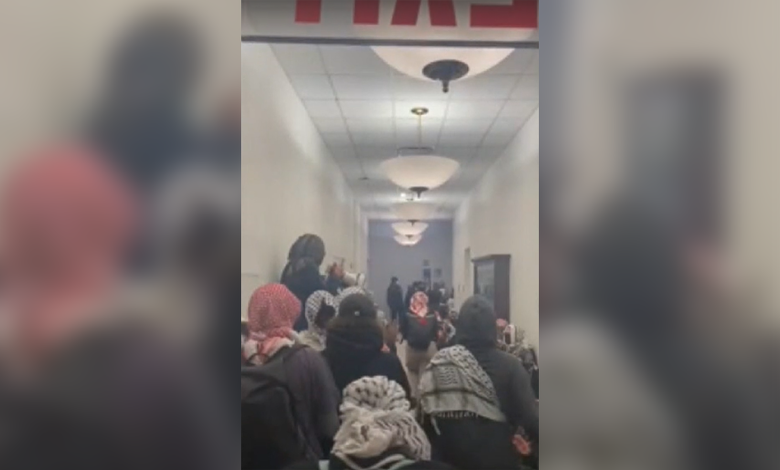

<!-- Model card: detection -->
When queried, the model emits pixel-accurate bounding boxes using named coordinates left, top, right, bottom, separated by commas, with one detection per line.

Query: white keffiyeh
left=333, top=376, right=431, bottom=467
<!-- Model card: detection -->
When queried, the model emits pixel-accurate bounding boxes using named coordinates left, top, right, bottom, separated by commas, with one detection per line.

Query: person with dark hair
left=419, top=296, right=538, bottom=470
left=322, top=288, right=411, bottom=399
left=281, top=234, right=342, bottom=331
left=386, top=276, right=404, bottom=325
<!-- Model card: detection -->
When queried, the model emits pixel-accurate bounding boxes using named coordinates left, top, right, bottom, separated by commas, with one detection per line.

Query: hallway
left=241, top=42, right=539, bottom=343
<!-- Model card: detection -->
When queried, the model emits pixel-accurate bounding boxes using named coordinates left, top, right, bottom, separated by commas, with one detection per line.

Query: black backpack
left=406, top=312, right=437, bottom=351
left=241, top=344, right=314, bottom=470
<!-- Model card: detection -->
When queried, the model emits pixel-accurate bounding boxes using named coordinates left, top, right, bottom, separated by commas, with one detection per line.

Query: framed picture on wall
left=473, top=254, right=511, bottom=321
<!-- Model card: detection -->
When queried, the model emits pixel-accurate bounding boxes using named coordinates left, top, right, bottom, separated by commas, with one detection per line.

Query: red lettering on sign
left=295, top=0, right=322, bottom=24
left=391, top=0, right=457, bottom=27
left=470, top=0, right=538, bottom=29
left=354, top=0, right=380, bottom=25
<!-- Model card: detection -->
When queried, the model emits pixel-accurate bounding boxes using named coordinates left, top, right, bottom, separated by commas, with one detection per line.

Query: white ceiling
left=271, top=44, right=538, bottom=219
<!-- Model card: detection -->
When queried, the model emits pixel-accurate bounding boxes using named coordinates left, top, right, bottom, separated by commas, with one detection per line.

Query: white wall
left=241, top=43, right=366, bottom=318
left=453, top=109, right=539, bottom=346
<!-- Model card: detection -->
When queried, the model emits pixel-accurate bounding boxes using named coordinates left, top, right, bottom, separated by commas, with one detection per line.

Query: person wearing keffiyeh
left=419, top=295, right=539, bottom=470
left=285, top=377, right=455, bottom=470
left=245, top=283, right=301, bottom=364
left=323, top=290, right=411, bottom=399
left=244, top=283, right=341, bottom=460
left=298, top=290, right=336, bottom=352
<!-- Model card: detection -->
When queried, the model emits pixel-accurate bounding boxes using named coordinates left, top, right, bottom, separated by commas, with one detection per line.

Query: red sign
left=243, top=0, right=538, bottom=43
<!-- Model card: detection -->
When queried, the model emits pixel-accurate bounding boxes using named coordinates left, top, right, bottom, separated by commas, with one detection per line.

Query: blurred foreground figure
left=90, top=13, right=202, bottom=195
left=544, top=200, right=780, bottom=470
left=0, top=146, right=230, bottom=470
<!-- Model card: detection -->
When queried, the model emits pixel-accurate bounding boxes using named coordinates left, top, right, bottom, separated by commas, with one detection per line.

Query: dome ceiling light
left=394, top=234, right=422, bottom=246
left=392, top=221, right=429, bottom=237
left=380, top=108, right=459, bottom=197
left=391, top=201, right=437, bottom=222
left=372, top=47, right=516, bottom=93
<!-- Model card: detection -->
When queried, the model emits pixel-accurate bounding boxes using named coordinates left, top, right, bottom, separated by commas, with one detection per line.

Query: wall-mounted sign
left=242, top=0, right=538, bottom=45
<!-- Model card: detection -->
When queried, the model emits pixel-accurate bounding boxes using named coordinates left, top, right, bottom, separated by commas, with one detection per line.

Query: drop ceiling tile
left=320, top=133, right=353, bottom=147
left=482, top=119, right=522, bottom=146
left=351, top=132, right=396, bottom=147
left=331, top=75, right=393, bottom=100
left=346, top=118, right=393, bottom=134
left=437, top=132, right=487, bottom=147
left=303, top=100, right=342, bottom=118
left=320, top=45, right=393, bottom=75
left=394, top=117, right=443, bottom=134
left=339, top=100, right=393, bottom=118
left=498, top=100, right=537, bottom=119
left=395, top=128, right=440, bottom=147
left=393, top=101, right=448, bottom=119
left=490, top=118, right=524, bottom=135
left=313, top=118, right=347, bottom=133
left=446, top=100, right=505, bottom=120
left=511, top=75, right=539, bottom=100
left=435, top=147, right=479, bottom=161
left=328, top=145, right=357, bottom=159
left=354, top=146, right=396, bottom=161
left=449, top=75, right=517, bottom=100
left=272, top=44, right=327, bottom=74
left=392, top=75, right=449, bottom=101
left=485, top=49, right=536, bottom=75
left=441, top=118, right=494, bottom=135
left=289, top=75, right=335, bottom=100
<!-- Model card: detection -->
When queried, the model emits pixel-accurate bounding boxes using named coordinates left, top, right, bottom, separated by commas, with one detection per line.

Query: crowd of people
left=241, top=234, right=540, bottom=470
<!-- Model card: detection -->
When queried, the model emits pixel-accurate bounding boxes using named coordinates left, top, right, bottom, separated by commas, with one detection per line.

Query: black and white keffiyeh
left=298, top=290, right=335, bottom=351
left=333, top=376, right=431, bottom=467
left=419, top=345, right=506, bottom=422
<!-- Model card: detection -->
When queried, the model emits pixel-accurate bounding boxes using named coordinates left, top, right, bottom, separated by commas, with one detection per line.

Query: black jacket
left=322, top=326, right=411, bottom=400
left=386, top=283, right=404, bottom=313
left=282, top=260, right=325, bottom=331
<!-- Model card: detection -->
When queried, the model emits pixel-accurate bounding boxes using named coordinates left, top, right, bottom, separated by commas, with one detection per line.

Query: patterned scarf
left=419, top=345, right=505, bottom=422
left=298, top=290, right=335, bottom=351
left=246, top=283, right=300, bottom=363
left=333, top=376, right=431, bottom=468
left=409, top=292, right=428, bottom=318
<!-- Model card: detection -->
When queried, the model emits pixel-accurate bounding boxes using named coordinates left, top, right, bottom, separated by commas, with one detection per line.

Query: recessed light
left=410, top=107, right=429, bottom=116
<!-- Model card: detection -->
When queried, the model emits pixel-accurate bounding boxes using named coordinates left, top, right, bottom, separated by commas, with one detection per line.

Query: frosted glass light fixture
left=381, top=155, right=459, bottom=196
left=380, top=107, right=459, bottom=196
left=394, top=234, right=422, bottom=246
left=372, top=47, right=516, bottom=92
left=391, top=202, right=437, bottom=222
left=392, top=221, right=428, bottom=237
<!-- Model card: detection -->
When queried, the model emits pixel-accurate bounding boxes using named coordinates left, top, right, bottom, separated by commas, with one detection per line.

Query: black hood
left=324, top=324, right=384, bottom=361
left=456, top=296, right=497, bottom=348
